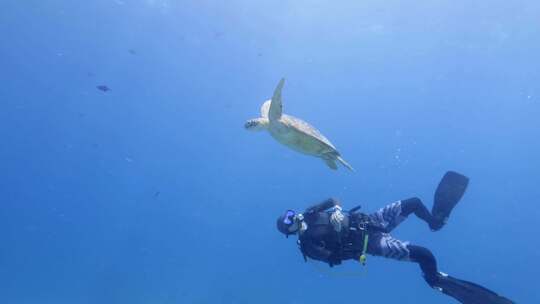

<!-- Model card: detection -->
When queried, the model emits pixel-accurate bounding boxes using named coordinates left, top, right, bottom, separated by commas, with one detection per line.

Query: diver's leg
left=370, top=198, right=441, bottom=232
left=368, top=201, right=407, bottom=232
left=408, top=244, right=516, bottom=303
left=367, top=234, right=440, bottom=286
left=407, top=244, right=440, bottom=286
left=370, top=238, right=516, bottom=303
left=366, top=233, right=411, bottom=261
left=400, top=197, right=442, bottom=231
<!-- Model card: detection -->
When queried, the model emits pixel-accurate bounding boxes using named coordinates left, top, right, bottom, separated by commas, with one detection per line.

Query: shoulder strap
left=296, top=239, right=308, bottom=262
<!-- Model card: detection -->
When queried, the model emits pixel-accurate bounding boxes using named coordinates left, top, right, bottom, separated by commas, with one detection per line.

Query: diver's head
left=277, top=210, right=300, bottom=237
left=244, top=118, right=268, bottom=131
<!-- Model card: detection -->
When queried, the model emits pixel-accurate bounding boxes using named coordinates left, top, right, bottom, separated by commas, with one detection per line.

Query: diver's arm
left=305, top=198, right=340, bottom=214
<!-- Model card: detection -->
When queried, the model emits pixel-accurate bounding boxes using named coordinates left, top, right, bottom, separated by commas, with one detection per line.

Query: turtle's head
left=244, top=118, right=269, bottom=131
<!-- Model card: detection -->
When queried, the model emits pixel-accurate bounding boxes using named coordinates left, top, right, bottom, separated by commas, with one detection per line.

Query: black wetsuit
left=298, top=197, right=441, bottom=285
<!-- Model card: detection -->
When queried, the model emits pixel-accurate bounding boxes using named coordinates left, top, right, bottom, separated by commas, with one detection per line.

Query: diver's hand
left=295, top=213, right=308, bottom=233
left=330, top=206, right=345, bottom=232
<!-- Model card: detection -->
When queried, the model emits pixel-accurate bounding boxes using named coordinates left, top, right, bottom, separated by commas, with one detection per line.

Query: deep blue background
left=1, top=1, right=539, bottom=303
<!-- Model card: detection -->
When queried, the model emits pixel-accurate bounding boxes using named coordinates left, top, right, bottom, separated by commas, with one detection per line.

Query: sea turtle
left=245, top=78, right=354, bottom=171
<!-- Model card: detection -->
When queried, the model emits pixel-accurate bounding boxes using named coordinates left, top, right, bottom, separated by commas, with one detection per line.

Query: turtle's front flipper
left=323, top=159, right=338, bottom=170
left=260, top=100, right=271, bottom=118
left=269, top=78, right=285, bottom=121
left=337, top=156, right=354, bottom=171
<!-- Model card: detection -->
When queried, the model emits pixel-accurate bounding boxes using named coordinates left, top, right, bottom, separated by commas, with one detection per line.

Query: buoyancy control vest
left=297, top=209, right=379, bottom=266
left=297, top=211, right=350, bottom=266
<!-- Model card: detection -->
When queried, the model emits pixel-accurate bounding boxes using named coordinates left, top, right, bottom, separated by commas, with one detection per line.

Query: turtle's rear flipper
left=434, top=273, right=515, bottom=304
left=336, top=156, right=354, bottom=171
left=324, top=159, right=338, bottom=170
left=431, top=171, right=469, bottom=230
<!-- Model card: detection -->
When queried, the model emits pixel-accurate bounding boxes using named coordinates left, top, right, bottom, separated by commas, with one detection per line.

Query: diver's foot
left=429, top=216, right=447, bottom=231
left=423, top=271, right=446, bottom=288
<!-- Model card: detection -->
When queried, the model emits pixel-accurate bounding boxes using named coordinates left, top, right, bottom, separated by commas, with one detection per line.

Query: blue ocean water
left=1, top=1, right=539, bottom=303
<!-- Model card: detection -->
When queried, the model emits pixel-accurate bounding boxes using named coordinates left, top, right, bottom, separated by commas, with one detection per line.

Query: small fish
left=97, top=85, right=110, bottom=92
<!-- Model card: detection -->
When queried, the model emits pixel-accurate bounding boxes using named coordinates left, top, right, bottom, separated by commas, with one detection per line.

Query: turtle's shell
left=268, top=114, right=339, bottom=156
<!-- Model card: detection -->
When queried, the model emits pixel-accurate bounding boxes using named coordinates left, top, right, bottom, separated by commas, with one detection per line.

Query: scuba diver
left=276, top=171, right=514, bottom=304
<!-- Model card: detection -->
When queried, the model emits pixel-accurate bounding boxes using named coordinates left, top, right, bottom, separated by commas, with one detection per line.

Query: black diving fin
left=435, top=273, right=515, bottom=304
left=431, top=171, right=469, bottom=230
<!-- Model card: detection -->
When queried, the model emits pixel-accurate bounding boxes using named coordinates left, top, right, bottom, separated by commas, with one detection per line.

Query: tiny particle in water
left=97, top=85, right=110, bottom=92
left=154, top=191, right=160, bottom=198
left=128, top=49, right=136, bottom=55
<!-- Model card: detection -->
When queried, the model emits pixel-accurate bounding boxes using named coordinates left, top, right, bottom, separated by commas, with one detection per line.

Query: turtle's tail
left=337, top=156, right=355, bottom=171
